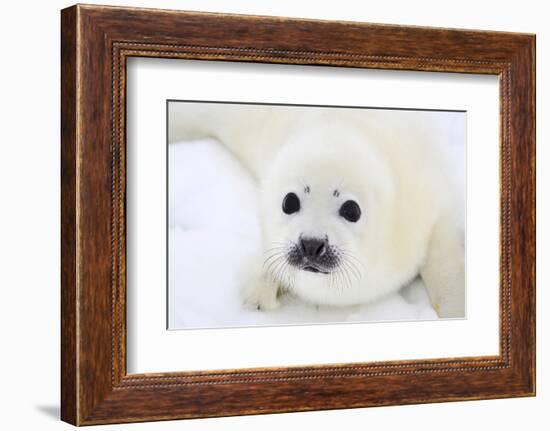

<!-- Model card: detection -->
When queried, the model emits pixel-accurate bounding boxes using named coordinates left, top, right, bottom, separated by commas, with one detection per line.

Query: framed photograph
left=61, top=4, right=535, bottom=425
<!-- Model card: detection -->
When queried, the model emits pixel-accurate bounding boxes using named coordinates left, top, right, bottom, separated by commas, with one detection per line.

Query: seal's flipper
left=420, top=214, right=465, bottom=318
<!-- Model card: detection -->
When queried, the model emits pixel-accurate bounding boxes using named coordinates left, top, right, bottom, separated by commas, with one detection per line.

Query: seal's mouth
left=302, top=265, right=329, bottom=274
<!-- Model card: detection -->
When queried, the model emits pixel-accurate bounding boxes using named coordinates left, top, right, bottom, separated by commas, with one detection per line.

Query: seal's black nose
left=300, top=237, right=328, bottom=259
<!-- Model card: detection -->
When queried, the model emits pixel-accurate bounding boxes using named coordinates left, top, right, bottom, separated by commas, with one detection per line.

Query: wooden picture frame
left=61, top=4, right=535, bottom=425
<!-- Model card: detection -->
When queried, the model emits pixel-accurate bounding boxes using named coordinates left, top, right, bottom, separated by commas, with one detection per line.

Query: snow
left=168, top=138, right=438, bottom=330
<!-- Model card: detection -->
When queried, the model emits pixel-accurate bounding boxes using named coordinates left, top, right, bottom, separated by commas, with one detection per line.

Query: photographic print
left=167, top=102, right=466, bottom=330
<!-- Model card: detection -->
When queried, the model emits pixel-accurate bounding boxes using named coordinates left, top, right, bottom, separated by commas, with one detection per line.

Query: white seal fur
left=169, top=103, right=465, bottom=318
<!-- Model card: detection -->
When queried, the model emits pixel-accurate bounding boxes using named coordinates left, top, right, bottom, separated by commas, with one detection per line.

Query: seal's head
left=259, top=121, right=398, bottom=306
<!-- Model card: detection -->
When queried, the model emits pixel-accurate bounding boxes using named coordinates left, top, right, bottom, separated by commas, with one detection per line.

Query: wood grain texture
left=60, top=4, right=536, bottom=425
left=60, top=5, right=78, bottom=425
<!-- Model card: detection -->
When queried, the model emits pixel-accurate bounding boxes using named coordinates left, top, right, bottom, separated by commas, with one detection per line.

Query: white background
left=0, top=0, right=546, bottom=430
left=128, top=59, right=498, bottom=373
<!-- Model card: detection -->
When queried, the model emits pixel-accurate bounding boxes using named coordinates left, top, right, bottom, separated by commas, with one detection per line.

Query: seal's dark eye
left=339, top=200, right=361, bottom=222
left=282, top=192, right=300, bottom=214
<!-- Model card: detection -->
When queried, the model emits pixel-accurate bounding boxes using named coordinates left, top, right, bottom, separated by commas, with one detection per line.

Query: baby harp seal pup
left=169, top=103, right=465, bottom=318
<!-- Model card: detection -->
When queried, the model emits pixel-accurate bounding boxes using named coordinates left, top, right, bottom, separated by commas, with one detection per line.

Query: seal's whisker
left=263, top=252, right=285, bottom=269
left=341, top=257, right=362, bottom=282
left=341, top=250, right=365, bottom=268
left=274, top=259, right=290, bottom=288
left=282, top=262, right=293, bottom=288
left=346, top=260, right=363, bottom=279
left=263, top=246, right=288, bottom=254
left=333, top=266, right=344, bottom=294
left=265, top=254, right=284, bottom=271
left=337, top=248, right=364, bottom=280
left=340, top=267, right=349, bottom=292
left=340, top=264, right=352, bottom=291
left=264, top=255, right=285, bottom=277
left=263, top=250, right=285, bottom=262
left=328, top=270, right=336, bottom=291
left=336, top=268, right=344, bottom=294
left=269, top=262, right=285, bottom=285
left=329, top=269, right=336, bottom=292
left=286, top=266, right=295, bottom=291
